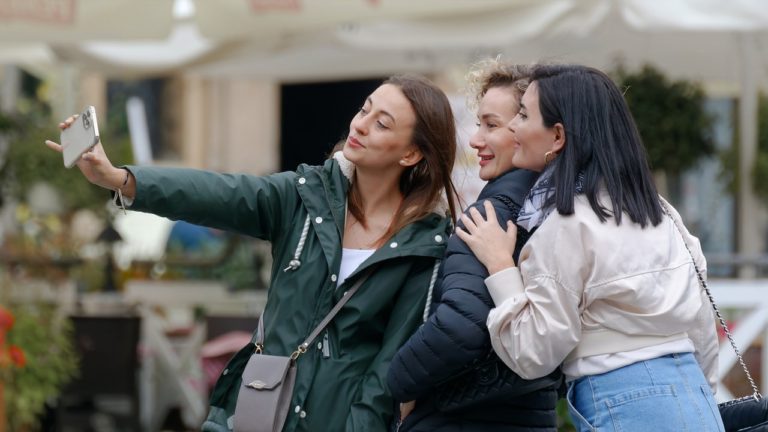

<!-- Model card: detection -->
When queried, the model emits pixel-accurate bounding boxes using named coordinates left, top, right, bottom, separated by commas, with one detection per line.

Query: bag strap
left=660, top=199, right=762, bottom=401
left=254, top=265, right=378, bottom=359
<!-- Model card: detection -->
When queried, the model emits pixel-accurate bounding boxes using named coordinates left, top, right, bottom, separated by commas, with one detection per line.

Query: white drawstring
left=284, top=215, right=311, bottom=272
left=422, top=260, right=441, bottom=322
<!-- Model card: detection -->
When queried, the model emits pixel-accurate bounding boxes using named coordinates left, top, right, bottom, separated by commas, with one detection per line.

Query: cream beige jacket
left=486, top=194, right=719, bottom=390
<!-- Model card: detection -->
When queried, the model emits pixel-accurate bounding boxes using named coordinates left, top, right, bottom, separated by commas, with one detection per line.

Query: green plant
left=718, top=93, right=768, bottom=204
left=2, top=303, right=78, bottom=431
left=0, top=109, right=133, bottom=215
left=748, top=93, right=768, bottom=203
left=0, top=69, right=133, bottom=216
left=613, top=64, right=715, bottom=175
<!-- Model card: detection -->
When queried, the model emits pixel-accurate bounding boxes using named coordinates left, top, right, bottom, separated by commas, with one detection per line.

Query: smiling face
left=343, top=83, right=420, bottom=172
left=509, top=81, right=563, bottom=172
left=469, top=86, right=522, bottom=181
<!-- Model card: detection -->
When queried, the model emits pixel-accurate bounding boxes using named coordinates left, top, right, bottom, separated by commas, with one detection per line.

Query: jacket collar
left=294, top=155, right=450, bottom=272
left=331, top=151, right=450, bottom=217
left=477, top=168, right=539, bottom=201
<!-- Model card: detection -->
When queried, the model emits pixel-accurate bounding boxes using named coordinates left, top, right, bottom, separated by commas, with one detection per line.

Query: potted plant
left=0, top=303, right=78, bottom=432
left=720, top=93, right=768, bottom=203
left=613, top=64, right=715, bottom=197
left=0, top=306, right=26, bottom=432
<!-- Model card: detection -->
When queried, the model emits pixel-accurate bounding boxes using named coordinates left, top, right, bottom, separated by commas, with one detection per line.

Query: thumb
left=506, top=221, right=518, bottom=238
left=81, top=151, right=101, bottom=164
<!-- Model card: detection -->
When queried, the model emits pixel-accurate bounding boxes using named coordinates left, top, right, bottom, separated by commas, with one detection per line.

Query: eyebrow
left=366, top=96, right=397, bottom=125
left=480, top=113, right=502, bottom=120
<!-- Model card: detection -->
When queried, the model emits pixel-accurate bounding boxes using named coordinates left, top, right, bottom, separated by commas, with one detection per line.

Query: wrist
left=487, top=257, right=516, bottom=275
left=108, top=167, right=128, bottom=190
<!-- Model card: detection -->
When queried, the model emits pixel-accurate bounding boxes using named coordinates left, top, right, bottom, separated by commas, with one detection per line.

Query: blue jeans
left=566, top=353, right=725, bottom=431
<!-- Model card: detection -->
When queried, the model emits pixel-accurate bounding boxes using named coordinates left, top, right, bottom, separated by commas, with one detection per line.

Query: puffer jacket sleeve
left=387, top=197, right=524, bottom=402
left=125, top=166, right=299, bottom=242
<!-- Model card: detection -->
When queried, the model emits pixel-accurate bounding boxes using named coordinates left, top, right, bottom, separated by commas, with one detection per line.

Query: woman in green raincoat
left=47, top=75, right=459, bottom=431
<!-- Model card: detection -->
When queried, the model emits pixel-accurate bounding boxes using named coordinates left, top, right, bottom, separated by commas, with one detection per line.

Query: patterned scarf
left=517, top=166, right=585, bottom=231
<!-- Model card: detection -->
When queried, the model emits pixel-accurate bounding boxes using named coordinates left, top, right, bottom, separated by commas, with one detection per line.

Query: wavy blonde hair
left=465, top=57, right=533, bottom=113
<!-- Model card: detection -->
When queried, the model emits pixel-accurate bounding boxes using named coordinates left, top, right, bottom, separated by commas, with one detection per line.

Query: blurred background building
left=1, top=1, right=767, bottom=431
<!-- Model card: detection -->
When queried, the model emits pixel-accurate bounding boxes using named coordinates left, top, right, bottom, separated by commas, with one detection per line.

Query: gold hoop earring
left=544, top=151, right=556, bottom=165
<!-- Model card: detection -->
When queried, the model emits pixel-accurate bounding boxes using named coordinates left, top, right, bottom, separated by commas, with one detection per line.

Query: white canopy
left=184, top=0, right=768, bottom=88
left=3, top=0, right=766, bottom=87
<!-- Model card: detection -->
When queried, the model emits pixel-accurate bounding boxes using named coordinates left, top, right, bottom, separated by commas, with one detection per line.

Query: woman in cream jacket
left=456, top=64, right=724, bottom=431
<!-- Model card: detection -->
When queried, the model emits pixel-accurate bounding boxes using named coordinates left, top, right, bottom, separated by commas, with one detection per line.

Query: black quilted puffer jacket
left=387, top=168, right=561, bottom=432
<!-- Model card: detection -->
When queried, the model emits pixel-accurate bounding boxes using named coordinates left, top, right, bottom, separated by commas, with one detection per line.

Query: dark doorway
left=280, top=78, right=384, bottom=171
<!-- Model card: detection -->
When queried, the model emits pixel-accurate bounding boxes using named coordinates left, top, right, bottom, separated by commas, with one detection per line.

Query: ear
left=551, top=122, right=566, bottom=154
left=399, top=147, right=423, bottom=167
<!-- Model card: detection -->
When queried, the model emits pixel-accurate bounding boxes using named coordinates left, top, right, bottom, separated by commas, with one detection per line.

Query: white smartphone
left=61, top=105, right=100, bottom=168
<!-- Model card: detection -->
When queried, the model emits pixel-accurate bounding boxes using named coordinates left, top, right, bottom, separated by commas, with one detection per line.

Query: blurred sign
left=0, top=0, right=174, bottom=42
left=0, top=0, right=76, bottom=24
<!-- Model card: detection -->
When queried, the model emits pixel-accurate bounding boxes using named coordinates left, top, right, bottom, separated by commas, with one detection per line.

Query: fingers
left=45, top=140, right=63, bottom=153
left=483, top=200, right=499, bottom=224
left=81, top=149, right=95, bottom=161
left=467, top=206, right=485, bottom=224
left=454, top=226, right=470, bottom=243
left=400, top=401, right=415, bottom=420
left=506, top=220, right=519, bottom=242
left=459, top=213, right=477, bottom=234
left=58, top=114, right=78, bottom=130
left=506, top=220, right=518, bottom=235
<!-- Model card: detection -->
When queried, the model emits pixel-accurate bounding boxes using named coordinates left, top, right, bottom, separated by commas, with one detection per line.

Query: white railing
left=709, top=279, right=768, bottom=401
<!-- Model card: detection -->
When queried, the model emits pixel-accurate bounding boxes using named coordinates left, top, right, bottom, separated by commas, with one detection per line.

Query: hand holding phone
left=61, top=105, right=100, bottom=168
left=46, top=109, right=134, bottom=198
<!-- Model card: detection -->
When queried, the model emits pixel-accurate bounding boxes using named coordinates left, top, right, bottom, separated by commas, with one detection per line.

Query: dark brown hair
left=347, top=75, right=459, bottom=242
left=532, top=64, right=662, bottom=227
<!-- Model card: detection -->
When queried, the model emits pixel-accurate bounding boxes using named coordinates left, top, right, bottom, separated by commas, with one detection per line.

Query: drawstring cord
left=422, top=260, right=441, bottom=323
left=284, top=215, right=311, bottom=271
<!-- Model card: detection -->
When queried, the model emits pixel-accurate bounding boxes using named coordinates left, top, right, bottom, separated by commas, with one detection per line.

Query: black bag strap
left=254, top=265, right=378, bottom=359
left=660, top=199, right=762, bottom=401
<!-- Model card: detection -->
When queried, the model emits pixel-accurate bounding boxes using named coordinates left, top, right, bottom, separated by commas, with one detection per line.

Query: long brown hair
left=347, top=75, right=459, bottom=242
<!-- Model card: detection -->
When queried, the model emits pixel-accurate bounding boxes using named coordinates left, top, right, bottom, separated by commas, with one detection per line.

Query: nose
left=508, top=114, right=521, bottom=133
left=469, top=130, right=483, bottom=150
left=351, top=113, right=369, bottom=136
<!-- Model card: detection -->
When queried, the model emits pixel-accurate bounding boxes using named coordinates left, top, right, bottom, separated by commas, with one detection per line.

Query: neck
left=353, top=167, right=404, bottom=215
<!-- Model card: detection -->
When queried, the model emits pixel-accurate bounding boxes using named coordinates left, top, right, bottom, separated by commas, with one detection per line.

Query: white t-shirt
left=337, top=248, right=375, bottom=287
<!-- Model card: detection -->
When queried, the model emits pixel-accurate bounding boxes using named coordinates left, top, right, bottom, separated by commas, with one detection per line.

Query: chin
left=342, top=145, right=359, bottom=161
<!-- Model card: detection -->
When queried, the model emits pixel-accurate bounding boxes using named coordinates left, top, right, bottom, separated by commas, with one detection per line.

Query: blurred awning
left=0, top=42, right=54, bottom=67
left=0, top=0, right=175, bottom=42
left=333, top=0, right=768, bottom=49
left=0, top=0, right=216, bottom=76
left=194, top=0, right=533, bottom=42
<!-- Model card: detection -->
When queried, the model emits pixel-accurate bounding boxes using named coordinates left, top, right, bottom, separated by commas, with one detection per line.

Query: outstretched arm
left=46, top=114, right=299, bottom=240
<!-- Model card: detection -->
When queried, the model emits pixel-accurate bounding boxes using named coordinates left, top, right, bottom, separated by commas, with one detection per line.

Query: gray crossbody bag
left=233, top=266, right=376, bottom=432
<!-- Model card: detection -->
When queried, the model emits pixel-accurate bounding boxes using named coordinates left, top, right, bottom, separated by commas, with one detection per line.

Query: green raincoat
left=125, top=154, right=451, bottom=431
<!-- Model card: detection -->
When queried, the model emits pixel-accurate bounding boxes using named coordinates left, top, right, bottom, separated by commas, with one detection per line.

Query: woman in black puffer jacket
left=387, top=60, right=561, bottom=432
